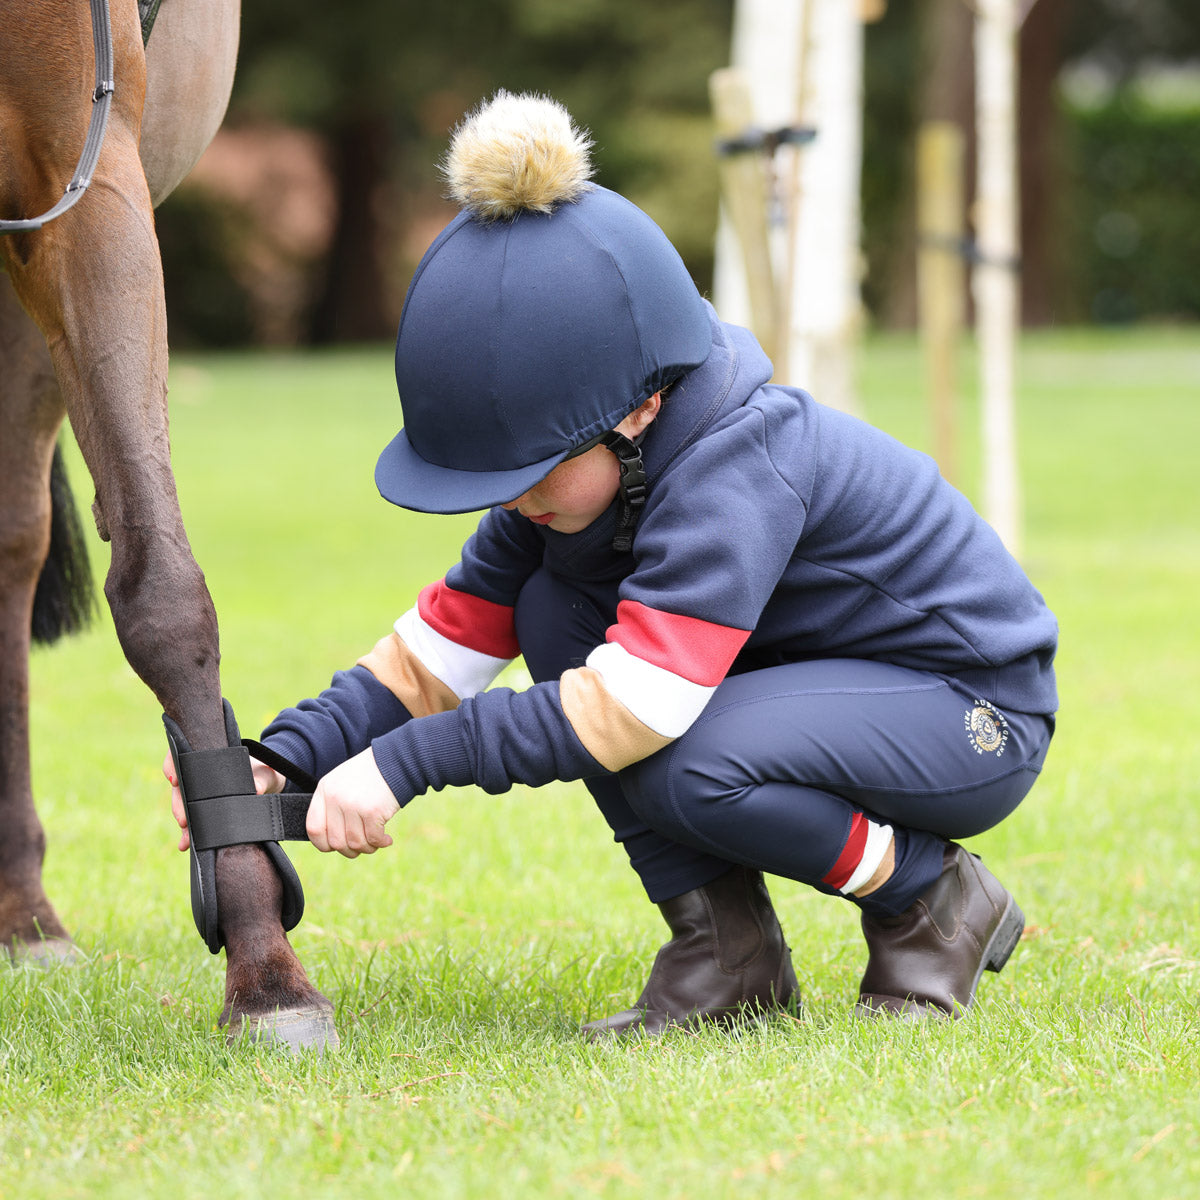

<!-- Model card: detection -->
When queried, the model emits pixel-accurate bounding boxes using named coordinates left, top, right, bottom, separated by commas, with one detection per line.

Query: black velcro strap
left=242, top=738, right=319, bottom=793
left=177, top=745, right=256, bottom=803
left=176, top=740, right=313, bottom=852
left=188, top=792, right=313, bottom=852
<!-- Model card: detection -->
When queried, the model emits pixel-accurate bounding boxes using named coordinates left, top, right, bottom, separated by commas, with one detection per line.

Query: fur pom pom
left=443, top=91, right=594, bottom=221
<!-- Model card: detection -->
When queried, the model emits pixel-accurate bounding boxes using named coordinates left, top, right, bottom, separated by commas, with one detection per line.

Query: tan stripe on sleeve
left=357, top=631, right=461, bottom=719
left=559, top=666, right=673, bottom=773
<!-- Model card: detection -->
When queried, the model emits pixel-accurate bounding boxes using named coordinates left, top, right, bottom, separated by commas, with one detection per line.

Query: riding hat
left=375, top=91, right=713, bottom=516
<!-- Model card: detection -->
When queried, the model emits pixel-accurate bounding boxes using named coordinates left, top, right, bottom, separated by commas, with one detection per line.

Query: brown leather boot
left=581, top=865, right=799, bottom=1039
left=857, top=843, right=1025, bottom=1019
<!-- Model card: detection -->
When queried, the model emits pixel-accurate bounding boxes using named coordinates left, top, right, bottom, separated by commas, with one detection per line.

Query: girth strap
left=0, top=0, right=164, bottom=236
left=0, top=0, right=114, bottom=234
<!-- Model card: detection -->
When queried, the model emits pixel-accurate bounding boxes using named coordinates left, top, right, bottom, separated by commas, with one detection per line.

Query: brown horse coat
left=0, top=0, right=335, bottom=1050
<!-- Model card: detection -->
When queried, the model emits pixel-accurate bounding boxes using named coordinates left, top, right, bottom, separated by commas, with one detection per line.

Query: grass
left=4, top=327, right=1200, bottom=1198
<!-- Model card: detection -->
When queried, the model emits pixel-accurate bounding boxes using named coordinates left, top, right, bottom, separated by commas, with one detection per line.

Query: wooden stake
left=974, top=0, right=1022, bottom=555
left=917, top=121, right=965, bottom=486
left=710, top=67, right=779, bottom=363
left=781, top=0, right=864, bottom=413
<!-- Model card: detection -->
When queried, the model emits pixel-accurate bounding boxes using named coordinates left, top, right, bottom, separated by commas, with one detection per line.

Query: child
left=168, top=91, right=1057, bottom=1035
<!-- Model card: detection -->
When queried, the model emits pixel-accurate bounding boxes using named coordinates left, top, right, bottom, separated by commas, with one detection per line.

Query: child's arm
left=256, top=509, right=542, bottom=779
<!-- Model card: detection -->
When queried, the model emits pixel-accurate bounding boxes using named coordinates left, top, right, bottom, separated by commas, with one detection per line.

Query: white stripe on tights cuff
left=841, top=821, right=894, bottom=895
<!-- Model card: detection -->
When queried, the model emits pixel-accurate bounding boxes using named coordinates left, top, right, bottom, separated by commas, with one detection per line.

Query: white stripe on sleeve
left=394, top=607, right=513, bottom=700
left=584, top=641, right=716, bottom=739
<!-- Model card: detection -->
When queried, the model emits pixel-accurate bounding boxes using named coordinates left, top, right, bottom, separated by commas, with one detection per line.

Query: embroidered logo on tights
left=964, top=701, right=1009, bottom=755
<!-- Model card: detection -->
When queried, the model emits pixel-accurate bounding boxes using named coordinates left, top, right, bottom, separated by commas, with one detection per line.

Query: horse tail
left=31, top=441, right=97, bottom=646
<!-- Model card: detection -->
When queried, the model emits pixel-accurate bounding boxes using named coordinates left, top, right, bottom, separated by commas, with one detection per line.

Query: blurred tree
left=1018, top=0, right=1071, bottom=325
left=863, top=0, right=1073, bottom=327
left=161, top=0, right=1200, bottom=345
left=1055, top=0, right=1200, bottom=323
left=1066, top=100, right=1200, bottom=322
left=230, top=0, right=734, bottom=343
left=156, top=188, right=256, bottom=348
left=1063, top=0, right=1200, bottom=74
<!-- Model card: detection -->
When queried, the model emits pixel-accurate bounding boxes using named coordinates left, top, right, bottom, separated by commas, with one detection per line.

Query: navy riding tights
left=514, top=569, right=1053, bottom=915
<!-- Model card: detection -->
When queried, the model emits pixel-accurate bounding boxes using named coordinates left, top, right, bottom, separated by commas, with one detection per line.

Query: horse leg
left=3, top=15, right=334, bottom=1048
left=0, top=279, right=79, bottom=964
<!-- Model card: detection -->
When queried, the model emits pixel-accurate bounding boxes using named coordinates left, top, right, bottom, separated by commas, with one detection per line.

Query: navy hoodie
left=262, top=311, right=1058, bottom=804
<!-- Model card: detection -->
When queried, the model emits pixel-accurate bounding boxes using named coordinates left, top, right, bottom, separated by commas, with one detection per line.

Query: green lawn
left=5, top=328, right=1199, bottom=1198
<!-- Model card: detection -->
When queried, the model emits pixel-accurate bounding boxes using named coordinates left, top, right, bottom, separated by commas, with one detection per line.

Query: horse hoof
left=225, top=1007, right=340, bottom=1054
left=6, top=937, right=84, bottom=968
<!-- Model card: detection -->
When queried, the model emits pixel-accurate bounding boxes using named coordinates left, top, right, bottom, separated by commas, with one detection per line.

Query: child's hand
left=162, top=753, right=285, bottom=853
left=306, top=748, right=399, bottom=858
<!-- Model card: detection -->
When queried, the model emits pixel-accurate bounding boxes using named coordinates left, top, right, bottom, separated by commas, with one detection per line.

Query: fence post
left=974, top=0, right=1022, bottom=554
left=917, top=120, right=966, bottom=487
left=710, top=67, right=779, bottom=365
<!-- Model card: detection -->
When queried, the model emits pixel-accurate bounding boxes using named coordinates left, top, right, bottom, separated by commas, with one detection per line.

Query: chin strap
left=600, top=429, right=648, bottom=553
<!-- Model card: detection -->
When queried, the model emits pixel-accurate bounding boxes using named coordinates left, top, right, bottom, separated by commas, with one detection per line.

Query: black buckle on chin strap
left=600, top=430, right=648, bottom=553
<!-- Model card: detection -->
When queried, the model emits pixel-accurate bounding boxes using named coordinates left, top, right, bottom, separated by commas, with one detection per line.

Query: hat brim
left=374, top=427, right=571, bottom=515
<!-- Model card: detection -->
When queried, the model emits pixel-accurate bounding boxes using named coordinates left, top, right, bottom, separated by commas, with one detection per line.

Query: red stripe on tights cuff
left=823, top=812, right=868, bottom=891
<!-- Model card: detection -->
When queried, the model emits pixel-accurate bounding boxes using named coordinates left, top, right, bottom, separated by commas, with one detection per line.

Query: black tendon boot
left=857, top=843, right=1025, bottom=1018
left=581, top=865, right=799, bottom=1039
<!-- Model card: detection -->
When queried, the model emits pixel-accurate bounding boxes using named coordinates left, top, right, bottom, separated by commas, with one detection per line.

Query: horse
left=0, top=0, right=337, bottom=1051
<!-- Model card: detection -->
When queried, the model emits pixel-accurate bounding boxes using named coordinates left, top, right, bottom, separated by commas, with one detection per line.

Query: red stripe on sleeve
left=607, top=600, right=750, bottom=687
left=417, top=580, right=520, bottom=660
left=823, top=812, right=868, bottom=890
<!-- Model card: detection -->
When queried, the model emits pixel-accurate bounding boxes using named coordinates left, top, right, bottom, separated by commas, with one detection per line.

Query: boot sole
left=973, top=893, right=1026, bottom=1001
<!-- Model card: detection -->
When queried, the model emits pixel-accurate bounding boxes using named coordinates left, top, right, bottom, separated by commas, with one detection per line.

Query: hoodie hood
left=538, top=307, right=775, bottom=575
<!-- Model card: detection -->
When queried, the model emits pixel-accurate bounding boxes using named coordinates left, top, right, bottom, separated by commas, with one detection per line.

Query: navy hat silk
left=375, top=185, right=713, bottom=515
